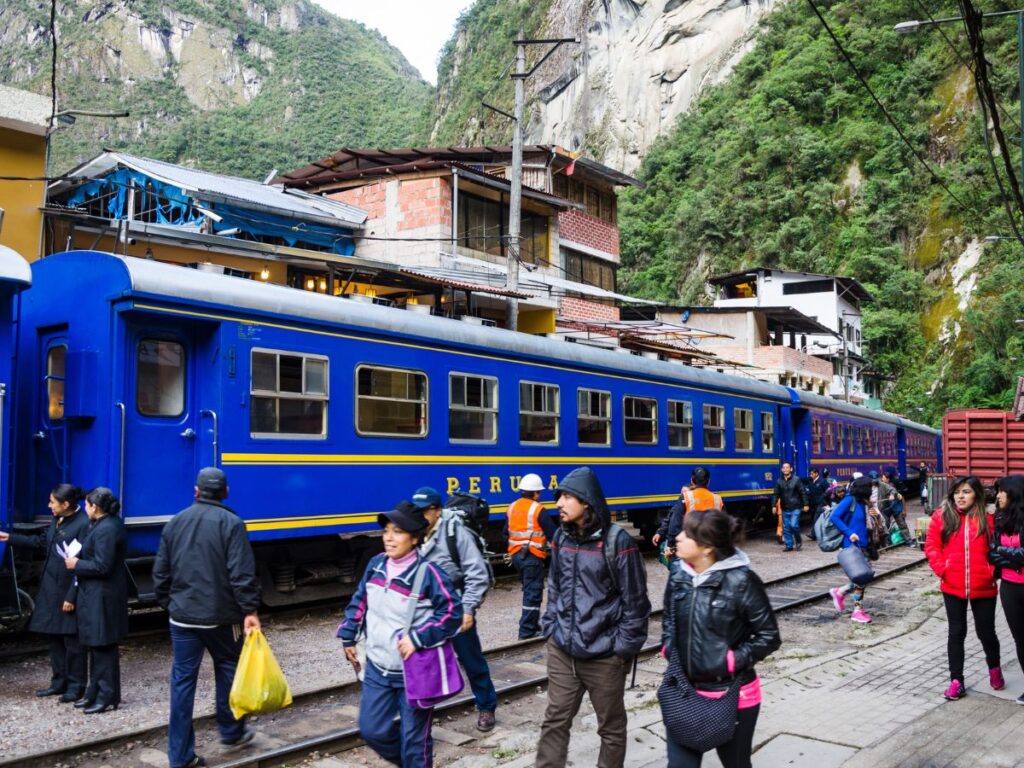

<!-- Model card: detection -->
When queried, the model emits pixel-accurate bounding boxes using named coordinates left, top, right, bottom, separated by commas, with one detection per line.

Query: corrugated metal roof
left=53, top=152, right=368, bottom=228
left=399, top=268, right=535, bottom=299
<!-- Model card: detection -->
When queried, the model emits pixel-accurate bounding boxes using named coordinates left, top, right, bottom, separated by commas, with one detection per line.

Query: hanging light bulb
left=260, top=266, right=270, bottom=281
left=305, top=278, right=315, bottom=290
left=365, top=288, right=377, bottom=298
left=318, top=278, right=327, bottom=292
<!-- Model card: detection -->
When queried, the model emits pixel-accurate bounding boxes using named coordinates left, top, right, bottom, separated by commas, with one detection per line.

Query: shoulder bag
left=401, top=562, right=465, bottom=709
left=657, top=641, right=741, bottom=752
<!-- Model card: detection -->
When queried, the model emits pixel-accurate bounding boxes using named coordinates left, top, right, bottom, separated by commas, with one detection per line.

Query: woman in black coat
left=0, top=484, right=89, bottom=701
left=65, top=487, right=128, bottom=714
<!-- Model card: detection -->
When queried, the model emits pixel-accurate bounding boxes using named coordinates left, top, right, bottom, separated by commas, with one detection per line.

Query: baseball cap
left=378, top=500, right=429, bottom=533
left=410, top=486, right=442, bottom=510
left=195, top=467, right=227, bottom=495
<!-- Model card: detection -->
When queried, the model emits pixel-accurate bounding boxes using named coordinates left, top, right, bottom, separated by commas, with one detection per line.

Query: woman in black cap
left=65, top=487, right=128, bottom=713
left=337, top=501, right=463, bottom=768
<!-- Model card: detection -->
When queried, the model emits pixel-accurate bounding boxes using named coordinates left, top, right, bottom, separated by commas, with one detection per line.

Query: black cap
left=378, top=500, right=429, bottom=534
left=196, top=467, right=227, bottom=496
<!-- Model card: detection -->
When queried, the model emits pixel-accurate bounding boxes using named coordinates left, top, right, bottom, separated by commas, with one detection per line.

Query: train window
left=703, top=404, right=725, bottom=451
left=668, top=400, right=693, bottom=450
left=824, top=421, right=835, bottom=451
left=354, top=364, right=426, bottom=438
left=865, top=428, right=872, bottom=453
left=578, top=388, right=611, bottom=446
left=761, top=412, right=774, bottom=452
left=520, top=381, right=559, bottom=444
left=46, top=344, right=66, bottom=421
left=624, top=396, right=657, bottom=444
left=847, top=426, right=854, bottom=455
left=251, top=350, right=330, bottom=437
left=449, top=373, right=497, bottom=443
left=734, top=408, right=753, bottom=452
left=856, top=426, right=863, bottom=454
left=837, top=424, right=845, bottom=456
left=137, top=340, right=185, bottom=417
left=812, top=418, right=821, bottom=453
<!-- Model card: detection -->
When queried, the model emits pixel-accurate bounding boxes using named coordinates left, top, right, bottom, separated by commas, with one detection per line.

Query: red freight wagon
left=943, top=409, right=1024, bottom=485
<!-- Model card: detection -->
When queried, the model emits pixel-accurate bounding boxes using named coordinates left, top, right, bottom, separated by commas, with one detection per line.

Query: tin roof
left=708, top=267, right=873, bottom=303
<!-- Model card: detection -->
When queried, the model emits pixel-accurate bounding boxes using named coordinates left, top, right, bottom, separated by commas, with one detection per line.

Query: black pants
left=942, top=593, right=1000, bottom=683
left=85, top=644, right=121, bottom=705
left=511, top=549, right=545, bottom=639
left=1000, top=580, right=1024, bottom=672
left=46, top=633, right=86, bottom=694
left=666, top=704, right=760, bottom=768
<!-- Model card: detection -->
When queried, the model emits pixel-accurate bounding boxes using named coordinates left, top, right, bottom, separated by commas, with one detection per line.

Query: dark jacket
left=75, top=514, right=129, bottom=647
left=661, top=550, right=781, bottom=688
left=8, top=508, right=90, bottom=635
left=542, top=467, right=651, bottom=659
left=804, top=476, right=829, bottom=510
left=152, top=498, right=261, bottom=625
left=773, top=473, right=808, bottom=511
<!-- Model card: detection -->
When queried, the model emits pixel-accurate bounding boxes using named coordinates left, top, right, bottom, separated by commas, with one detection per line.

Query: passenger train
left=0, top=250, right=940, bottom=614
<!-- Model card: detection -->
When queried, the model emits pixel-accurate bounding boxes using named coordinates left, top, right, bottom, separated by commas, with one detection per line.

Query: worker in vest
left=505, top=473, right=558, bottom=640
left=651, top=467, right=724, bottom=557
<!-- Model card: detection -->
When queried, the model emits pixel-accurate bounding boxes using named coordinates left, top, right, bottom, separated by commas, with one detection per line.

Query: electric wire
left=48, top=0, right=57, bottom=126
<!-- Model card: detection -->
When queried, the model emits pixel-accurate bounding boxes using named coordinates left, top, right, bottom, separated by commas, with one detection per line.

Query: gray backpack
left=814, top=505, right=845, bottom=552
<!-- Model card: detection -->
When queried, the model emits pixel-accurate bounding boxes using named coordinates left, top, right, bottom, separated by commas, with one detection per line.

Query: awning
left=398, top=267, right=535, bottom=299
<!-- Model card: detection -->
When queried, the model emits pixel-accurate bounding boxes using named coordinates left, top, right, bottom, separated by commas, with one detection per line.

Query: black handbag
left=657, top=643, right=741, bottom=753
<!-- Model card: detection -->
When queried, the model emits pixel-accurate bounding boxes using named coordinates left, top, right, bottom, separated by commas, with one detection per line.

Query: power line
left=48, top=0, right=57, bottom=126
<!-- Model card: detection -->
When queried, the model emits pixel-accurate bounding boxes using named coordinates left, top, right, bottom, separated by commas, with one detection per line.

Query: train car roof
left=0, top=245, right=32, bottom=287
left=795, top=389, right=939, bottom=435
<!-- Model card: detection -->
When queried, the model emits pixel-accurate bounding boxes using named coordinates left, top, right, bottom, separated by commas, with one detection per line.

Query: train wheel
left=0, top=589, right=34, bottom=633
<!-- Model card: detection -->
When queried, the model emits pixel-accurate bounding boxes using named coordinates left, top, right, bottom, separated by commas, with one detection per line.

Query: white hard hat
left=519, top=473, right=545, bottom=492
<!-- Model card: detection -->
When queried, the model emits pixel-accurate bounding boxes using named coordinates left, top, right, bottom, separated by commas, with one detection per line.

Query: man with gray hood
left=535, top=467, right=650, bottom=768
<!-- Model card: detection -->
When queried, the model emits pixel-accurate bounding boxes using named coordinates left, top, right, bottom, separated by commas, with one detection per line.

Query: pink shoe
left=990, top=667, right=1006, bottom=691
left=943, top=679, right=966, bottom=700
left=850, top=607, right=872, bottom=623
left=830, top=587, right=846, bottom=612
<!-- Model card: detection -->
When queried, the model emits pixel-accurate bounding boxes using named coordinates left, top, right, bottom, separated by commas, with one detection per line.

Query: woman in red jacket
left=924, top=476, right=1003, bottom=700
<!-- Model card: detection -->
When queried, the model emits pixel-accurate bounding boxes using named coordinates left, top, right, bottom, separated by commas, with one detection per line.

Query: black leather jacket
left=661, top=551, right=781, bottom=689
left=773, top=474, right=808, bottom=511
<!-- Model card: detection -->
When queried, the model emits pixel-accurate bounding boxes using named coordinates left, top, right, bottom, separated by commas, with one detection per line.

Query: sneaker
left=943, top=679, right=966, bottom=700
left=850, top=607, right=872, bottom=623
left=990, top=667, right=1006, bottom=691
left=1015, top=692, right=1024, bottom=705
left=830, top=587, right=846, bottom=612
left=783, top=547, right=794, bottom=552
left=221, top=728, right=255, bottom=747
left=182, top=758, right=207, bottom=768
left=476, top=711, right=496, bottom=732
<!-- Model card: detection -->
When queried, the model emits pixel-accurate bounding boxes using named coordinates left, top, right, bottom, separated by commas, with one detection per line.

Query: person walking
left=64, top=487, right=128, bottom=714
left=152, top=468, right=262, bottom=768
left=338, top=501, right=463, bottom=768
left=504, top=472, right=557, bottom=640
left=924, top=475, right=1003, bottom=701
left=990, top=475, right=1024, bottom=705
left=804, top=467, right=829, bottom=540
left=652, top=467, right=724, bottom=555
left=661, top=509, right=781, bottom=767
left=412, top=486, right=498, bottom=732
left=919, top=462, right=930, bottom=507
left=880, top=470, right=914, bottom=547
left=829, top=477, right=876, bottom=624
left=0, top=485, right=89, bottom=702
left=536, top=467, right=651, bottom=768
left=772, top=462, right=809, bottom=552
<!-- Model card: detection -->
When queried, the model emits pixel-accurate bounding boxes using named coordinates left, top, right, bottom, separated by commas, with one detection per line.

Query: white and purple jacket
left=337, top=553, right=463, bottom=673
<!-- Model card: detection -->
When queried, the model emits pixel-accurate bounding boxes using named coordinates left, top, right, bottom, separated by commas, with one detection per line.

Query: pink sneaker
left=850, top=607, right=872, bottom=623
left=943, top=679, right=966, bottom=700
left=830, top=587, right=846, bottom=612
left=990, top=667, right=1006, bottom=691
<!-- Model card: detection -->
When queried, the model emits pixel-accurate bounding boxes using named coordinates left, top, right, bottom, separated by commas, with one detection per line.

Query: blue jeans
left=168, top=624, right=246, bottom=768
left=782, top=508, right=801, bottom=549
left=512, top=550, right=545, bottom=639
left=451, top=622, right=497, bottom=712
left=360, top=661, right=435, bottom=768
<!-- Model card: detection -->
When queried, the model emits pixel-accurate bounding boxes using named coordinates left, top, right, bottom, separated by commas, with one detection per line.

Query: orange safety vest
left=682, top=487, right=724, bottom=514
left=507, top=497, right=548, bottom=559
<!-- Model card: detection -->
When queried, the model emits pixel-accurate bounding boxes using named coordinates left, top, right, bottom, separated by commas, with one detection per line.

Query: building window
left=782, top=278, right=834, bottom=295
left=577, top=388, right=611, bottom=446
left=825, top=421, right=835, bottom=451
left=520, top=381, right=559, bottom=444
left=668, top=400, right=693, bottom=450
left=624, top=396, right=657, bottom=444
left=252, top=350, right=329, bottom=437
left=734, top=408, right=754, bottom=452
left=761, top=412, right=774, bottom=452
left=138, top=340, right=185, bottom=417
left=46, top=344, right=66, bottom=421
left=449, top=373, right=497, bottom=443
left=564, top=248, right=617, bottom=293
left=355, top=364, right=426, bottom=437
left=457, top=191, right=550, bottom=265
left=704, top=404, right=725, bottom=451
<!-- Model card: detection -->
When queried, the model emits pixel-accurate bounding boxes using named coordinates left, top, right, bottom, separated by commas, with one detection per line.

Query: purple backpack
left=401, top=563, right=465, bottom=709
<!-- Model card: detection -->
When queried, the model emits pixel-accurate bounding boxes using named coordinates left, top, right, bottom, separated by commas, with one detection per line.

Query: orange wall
left=0, top=127, right=46, bottom=261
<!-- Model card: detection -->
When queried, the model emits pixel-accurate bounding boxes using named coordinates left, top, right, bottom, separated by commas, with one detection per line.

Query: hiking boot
left=990, top=667, right=1006, bottom=691
left=850, top=607, right=872, bottom=623
left=829, top=587, right=846, bottom=612
left=943, top=680, right=966, bottom=700
left=476, top=711, right=496, bottom=732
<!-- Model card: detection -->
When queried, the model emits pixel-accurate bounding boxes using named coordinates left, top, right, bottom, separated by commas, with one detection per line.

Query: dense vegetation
left=618, top=0, right=1024, bottom=424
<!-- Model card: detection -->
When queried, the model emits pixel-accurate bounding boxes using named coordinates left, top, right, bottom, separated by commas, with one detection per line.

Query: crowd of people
left=7, top=461, right=1024, bottom=768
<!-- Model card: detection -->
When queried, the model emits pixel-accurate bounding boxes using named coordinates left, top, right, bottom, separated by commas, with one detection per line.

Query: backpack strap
left=604, top=524, right=623, bottom=595
left=444, top=516, right=462, bottom=573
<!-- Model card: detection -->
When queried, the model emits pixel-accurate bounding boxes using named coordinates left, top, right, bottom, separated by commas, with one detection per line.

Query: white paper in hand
left=56, top=538, right=82, bottom=559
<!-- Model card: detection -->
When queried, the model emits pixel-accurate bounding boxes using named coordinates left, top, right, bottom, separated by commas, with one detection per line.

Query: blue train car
left=8, top=251, right=939, bottom=605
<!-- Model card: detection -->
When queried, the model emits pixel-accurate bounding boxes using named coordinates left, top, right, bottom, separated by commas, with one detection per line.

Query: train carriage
left=6, top=251, right=940, bottom=607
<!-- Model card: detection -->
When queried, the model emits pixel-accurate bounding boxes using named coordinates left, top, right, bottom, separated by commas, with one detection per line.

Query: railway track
left=2, top=546, right=927, bottom=768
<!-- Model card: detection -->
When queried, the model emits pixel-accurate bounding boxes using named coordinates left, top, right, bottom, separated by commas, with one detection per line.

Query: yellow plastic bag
left=229, top=629, right=293, bottom=719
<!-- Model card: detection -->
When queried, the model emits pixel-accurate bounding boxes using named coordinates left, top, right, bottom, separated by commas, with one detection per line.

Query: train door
left=789, top=407, right=811, bottom=476
left=896, top=428, right=907, bottom=479
left=30, top=331, right=69, bottom=513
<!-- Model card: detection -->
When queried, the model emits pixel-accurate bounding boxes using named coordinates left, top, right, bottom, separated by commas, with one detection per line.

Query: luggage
left=814, top=505, right=845, bottom=552
left=838, top=546, right=875, bottom=586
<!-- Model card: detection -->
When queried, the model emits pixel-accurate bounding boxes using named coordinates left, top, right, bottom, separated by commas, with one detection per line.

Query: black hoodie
left=542, top=467, right=651, bottom=659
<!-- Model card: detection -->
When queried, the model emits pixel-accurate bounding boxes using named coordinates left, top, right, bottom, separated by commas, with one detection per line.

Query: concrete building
left=0, top=84, right=52, bottom=261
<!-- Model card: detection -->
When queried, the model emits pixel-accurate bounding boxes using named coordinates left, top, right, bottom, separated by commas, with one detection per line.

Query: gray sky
left=312, top=0, right=472, bottom=85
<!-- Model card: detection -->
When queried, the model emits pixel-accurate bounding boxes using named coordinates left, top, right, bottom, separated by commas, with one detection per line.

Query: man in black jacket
left=773, top=462, right=809, bottom=552
left=804, top=467, right=830, bottom=540
left=153, top=468, right=261, bottom=768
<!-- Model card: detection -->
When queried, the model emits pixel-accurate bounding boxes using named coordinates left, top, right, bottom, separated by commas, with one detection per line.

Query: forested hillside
left=619, top=0, right=1024, bottom=423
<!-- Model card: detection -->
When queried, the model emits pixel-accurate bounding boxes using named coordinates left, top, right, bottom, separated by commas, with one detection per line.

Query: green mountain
left=0, top=0, right=433, bottom=177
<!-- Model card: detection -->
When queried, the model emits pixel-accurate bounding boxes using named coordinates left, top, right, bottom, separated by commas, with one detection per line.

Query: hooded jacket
left=661, top=550, right=781, bottom=688
left=541, top=467, right=651, bottom=659
left=925, top=507, right=997, bottom=599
